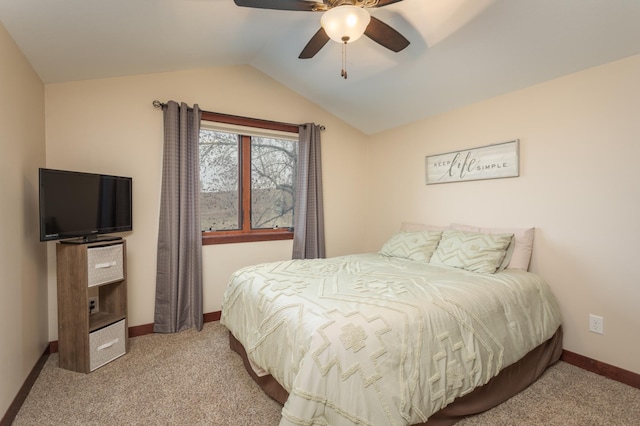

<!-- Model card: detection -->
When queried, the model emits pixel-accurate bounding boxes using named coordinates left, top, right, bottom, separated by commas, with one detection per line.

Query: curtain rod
left=152, top=100, right=325, bottom=132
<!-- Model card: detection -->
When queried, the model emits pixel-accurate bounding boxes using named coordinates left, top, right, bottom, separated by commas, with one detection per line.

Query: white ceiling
left=1, top=0, right=640, bottom=134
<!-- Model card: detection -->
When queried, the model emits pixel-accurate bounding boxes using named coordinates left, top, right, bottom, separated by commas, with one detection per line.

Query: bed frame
left=229, top=326, right=563, bottom=425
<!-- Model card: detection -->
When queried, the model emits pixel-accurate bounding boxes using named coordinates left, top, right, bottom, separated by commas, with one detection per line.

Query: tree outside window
left=199, top=117, right=298, bottom=245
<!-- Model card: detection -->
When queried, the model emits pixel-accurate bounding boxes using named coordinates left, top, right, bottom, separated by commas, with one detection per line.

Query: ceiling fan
left=234, top=0, right=410, bottom=75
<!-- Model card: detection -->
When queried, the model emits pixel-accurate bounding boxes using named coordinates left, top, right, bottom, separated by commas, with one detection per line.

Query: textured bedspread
left=220, top=253, right=562, bottom=425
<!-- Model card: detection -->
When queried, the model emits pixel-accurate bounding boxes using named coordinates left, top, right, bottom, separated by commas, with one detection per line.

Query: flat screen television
left=39, top=168, right=132, bottom=243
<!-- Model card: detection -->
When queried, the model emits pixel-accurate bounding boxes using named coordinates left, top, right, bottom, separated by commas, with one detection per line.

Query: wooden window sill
left=202, top=230, right=294, bottom=246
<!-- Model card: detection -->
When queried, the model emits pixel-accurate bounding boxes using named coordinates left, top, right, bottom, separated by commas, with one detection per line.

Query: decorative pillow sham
left=450, top=223, right=535, bottom=271
left=400, top=221, right=449, bottom=232
left=429, top=229, right=513, bottom=273
left=380, top=230, right=443, bottom=263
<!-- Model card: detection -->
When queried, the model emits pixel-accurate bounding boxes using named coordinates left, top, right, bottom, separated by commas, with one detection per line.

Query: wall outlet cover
left=89, top=296, right=99, bottom=314
left=589, top=314, right=604, bottom=334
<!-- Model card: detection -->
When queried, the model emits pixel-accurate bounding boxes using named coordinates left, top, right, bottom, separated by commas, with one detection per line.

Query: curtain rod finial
left=153, top=100, right=164, bottom=109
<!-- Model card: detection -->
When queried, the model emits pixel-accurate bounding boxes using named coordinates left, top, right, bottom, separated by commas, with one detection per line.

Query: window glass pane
left=199, top=129, right=240, bottom=231
left=251, top=136, right=297, bottom=229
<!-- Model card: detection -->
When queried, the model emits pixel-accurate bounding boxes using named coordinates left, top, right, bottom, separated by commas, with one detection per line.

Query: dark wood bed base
left=229, top=326, right=563, bottom=425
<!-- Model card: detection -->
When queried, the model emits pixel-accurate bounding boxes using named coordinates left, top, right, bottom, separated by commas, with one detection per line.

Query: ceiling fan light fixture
left=321, top=5, right=371, bottom=43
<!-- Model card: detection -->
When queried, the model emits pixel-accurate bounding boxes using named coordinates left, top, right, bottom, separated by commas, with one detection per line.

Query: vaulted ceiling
left=1, top=0, right=639, bottom=134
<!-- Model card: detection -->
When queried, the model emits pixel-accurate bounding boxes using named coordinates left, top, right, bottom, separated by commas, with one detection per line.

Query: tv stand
left=56, top=239, right=128, bottom=372
left=61, top=235, right=123, bottom=245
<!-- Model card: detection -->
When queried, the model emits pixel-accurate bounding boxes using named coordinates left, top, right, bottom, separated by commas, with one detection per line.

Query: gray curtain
left=153, top=101, right=203, bottom=333
left=292, top=123, right=326, bottom=259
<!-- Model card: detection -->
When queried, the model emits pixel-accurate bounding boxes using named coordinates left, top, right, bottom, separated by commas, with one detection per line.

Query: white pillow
left=430, top=229, right=513, bottom=274
left=380, top=230, right=443, bottom=263
left=450, top=223, right=535, bottom=271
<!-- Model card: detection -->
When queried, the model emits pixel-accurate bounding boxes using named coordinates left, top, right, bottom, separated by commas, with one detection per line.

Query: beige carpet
left=14, top=321, right=640, bottom=425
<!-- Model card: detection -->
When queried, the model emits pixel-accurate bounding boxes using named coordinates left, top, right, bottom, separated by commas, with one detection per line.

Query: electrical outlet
left=89, top=296, right=99, bottom=314
left=589, top=314, right=603, bottom=334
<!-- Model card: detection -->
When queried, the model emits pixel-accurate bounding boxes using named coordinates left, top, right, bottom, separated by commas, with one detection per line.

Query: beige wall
left=44, top=66, right=368, bottom=337
left=366, top=54, right=640, bottom=374
left=0, top=22, right=47, bottom=417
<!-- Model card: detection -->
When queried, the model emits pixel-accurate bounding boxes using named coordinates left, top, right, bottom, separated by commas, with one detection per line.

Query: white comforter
left=220, top=253, right=562, bottom=425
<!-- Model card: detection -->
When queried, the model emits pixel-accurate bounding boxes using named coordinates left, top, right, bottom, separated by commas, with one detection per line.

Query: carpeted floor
left=14, top=321, right=640, bottom=425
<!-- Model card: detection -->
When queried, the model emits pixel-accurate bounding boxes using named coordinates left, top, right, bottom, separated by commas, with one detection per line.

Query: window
left=199, top=112, right=298, bottom=245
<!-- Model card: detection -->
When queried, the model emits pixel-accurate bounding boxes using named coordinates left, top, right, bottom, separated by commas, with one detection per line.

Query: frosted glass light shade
left=321, top=5, right=371, bottom=43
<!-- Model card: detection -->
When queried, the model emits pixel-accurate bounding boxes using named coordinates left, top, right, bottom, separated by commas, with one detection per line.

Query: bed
left=220, top=227, right=563, bottom=425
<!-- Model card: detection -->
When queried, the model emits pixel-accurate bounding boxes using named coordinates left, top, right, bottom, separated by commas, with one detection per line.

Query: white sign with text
left=425, top=140, right=519, bottom=184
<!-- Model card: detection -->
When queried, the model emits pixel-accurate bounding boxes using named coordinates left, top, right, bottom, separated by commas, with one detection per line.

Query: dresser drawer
left=89, top=319, right=126, bottom=371
left=87, top=244, right=124, bottom=287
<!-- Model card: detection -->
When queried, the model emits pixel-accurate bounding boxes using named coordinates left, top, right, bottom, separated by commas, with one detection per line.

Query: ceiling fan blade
left=373, top=0, right=405, bottom=7
left=299, top=28, right=330, bottom=59
left=234, top=0, right=318, bottom=11
left=364, top=16, right=410, bottom=52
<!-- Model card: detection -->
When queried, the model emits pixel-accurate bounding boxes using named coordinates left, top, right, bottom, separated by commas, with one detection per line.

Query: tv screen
left=39, top=168, right=132, bottom=242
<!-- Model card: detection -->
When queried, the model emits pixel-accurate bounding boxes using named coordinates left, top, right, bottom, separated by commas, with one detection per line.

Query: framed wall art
left=425, top=140, right=519, bottom=185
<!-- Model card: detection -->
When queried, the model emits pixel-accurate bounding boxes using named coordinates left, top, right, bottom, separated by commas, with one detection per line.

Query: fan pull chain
left=341, top=38, right=348, bottom=79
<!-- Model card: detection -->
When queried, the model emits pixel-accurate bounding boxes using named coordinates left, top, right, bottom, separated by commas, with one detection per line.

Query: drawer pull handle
left=97, top=338, right=119, bottom=351
left=95, top=261, right=117, bottom=269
